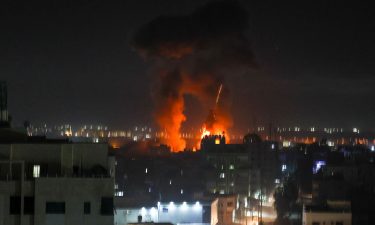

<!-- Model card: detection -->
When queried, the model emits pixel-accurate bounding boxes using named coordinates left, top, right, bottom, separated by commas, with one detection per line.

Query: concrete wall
left=0, top=143, right=109, bottom=177
left=115, top=203, right=205, bottom=225
left=0, top=143, right=114, bottom=225
left=211, top=196, right=236, bottom=225
left=115, top=208, right=158, bottom=225
left=34, top=177, right=114, bottom=225
left=303, top=211, right=352, bottom=225
left=0, top=177, right=114, bottom=225
left=211, top=199, right=218, bottom=225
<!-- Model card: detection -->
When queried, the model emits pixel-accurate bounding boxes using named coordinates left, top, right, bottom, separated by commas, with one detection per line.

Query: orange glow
left=154, top=69, right=232, bottom=152
left=155, top=96, right=186, bottom=152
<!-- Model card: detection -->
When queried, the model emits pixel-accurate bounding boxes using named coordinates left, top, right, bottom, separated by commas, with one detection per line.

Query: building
left=210, top=195, right=236, bottom=225
left=202, top=133, right=279, bottom=223
left=114, top=201, right=210, bottom=225
left=0, top=81, right=9, bottom=128
left=0, top=140, right=114, bottom=225
left=302, top=201, right=352, bottom=225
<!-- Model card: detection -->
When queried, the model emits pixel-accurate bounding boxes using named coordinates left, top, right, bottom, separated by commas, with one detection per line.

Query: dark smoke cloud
left=132, top=0, right=257, bottom=150
left=132, top=0, right=256, bottom=65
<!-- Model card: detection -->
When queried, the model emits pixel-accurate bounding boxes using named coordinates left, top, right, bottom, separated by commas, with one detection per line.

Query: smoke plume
left=132, top=0, right=257, bottom=151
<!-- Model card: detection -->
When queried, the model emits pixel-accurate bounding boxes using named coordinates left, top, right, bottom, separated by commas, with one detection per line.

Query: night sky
left=1, top=1, right=374, bottom=132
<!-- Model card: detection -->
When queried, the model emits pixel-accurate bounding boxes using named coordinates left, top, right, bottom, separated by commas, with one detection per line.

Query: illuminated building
left=114, top=201, right=209, bottom=225
left=211, top=195, right=236, bottom=225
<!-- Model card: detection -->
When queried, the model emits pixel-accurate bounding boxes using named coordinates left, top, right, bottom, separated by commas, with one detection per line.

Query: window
left=33, top=165, right=40, bottom=178
left=335, top=222, right=343, bottom=225
left=312, top=222, right=320, bottom=225
left=282, top=164, right=287, bottom=172
left=46, top=202, right=65, bottom=214
left=101, top=197, right=113, bottom=215
left=84, top=202, right=91, bottom=214
left=220, top=173, right=225, bottom=178
left=9, top=196, right=21, bottom=214
left=229, top=164, right=234, bottom=170
left=24, top=197, right=35, bottom=214
left=227, top=202, right=233, bottom=207
left=115, top=191, right=123, bottom=197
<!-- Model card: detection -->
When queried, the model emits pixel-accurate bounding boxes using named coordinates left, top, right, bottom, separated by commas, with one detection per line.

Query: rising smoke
left=132, top=0, right=257, bottom=151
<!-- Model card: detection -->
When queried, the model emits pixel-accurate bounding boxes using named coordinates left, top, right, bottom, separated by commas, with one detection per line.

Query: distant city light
left=327, top=140, right=335, bottom=147
left=282, top=141, right=291, bottom=147
left=169, top=202, right=175, bottom=210
left=313, top=160, right=326, bottom=174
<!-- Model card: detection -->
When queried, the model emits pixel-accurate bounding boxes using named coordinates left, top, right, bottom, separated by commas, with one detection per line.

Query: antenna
left=0, top=81, right=9, bottom=126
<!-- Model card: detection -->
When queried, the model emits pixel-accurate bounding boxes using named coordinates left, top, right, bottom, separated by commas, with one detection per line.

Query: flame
left=156, top=95, right=186, bottom=152
left=198, top=122, right=230, bottom=149
left=201, top=125, right=211, bottom=139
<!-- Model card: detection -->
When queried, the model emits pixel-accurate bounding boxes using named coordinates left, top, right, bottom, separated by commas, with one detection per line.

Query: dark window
left=24, top=197, right=35, bottom=214
left=46, top=202, right=65, bottom=214
left=227, top=202, right=233, bottom=207
left=9, top=196, right=21, bottom=214
left=100, top=197, right=113, bottom=215
left=336, top=222, right=343, bottom=225
left=312, top=222, right=320, bottom=225
left=84, top=202, right=91, bottom=214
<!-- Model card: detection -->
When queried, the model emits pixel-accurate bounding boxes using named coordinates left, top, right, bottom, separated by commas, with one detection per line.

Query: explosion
left=132, top=0, right=257, bottom=151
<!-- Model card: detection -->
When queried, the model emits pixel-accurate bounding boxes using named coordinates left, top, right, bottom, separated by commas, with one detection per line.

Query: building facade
left=0, top=142, right=114, bottom=225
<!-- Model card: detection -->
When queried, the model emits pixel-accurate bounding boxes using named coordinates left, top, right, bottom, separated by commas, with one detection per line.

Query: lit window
left=229, top=164, right=234, bottom=170
left=115, top=191, right=123, bottom=197
left=281, top=164, right=287, bottom=172
left=114, top=184, right=118, bottom=189
left=220, top=173, right=225, bottom=178
left=215, top=138, right=220, bottom=144
left=180, top=189, right=183, bottom=194
left=145, top=168, right=148, bottom=174
left=169, top=179, right=172, bottom=185
left=33, top=165, right=40, bottom=178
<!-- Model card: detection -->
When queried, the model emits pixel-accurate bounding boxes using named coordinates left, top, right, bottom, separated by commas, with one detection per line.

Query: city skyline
left=1, top=1, right=374, bottom=131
